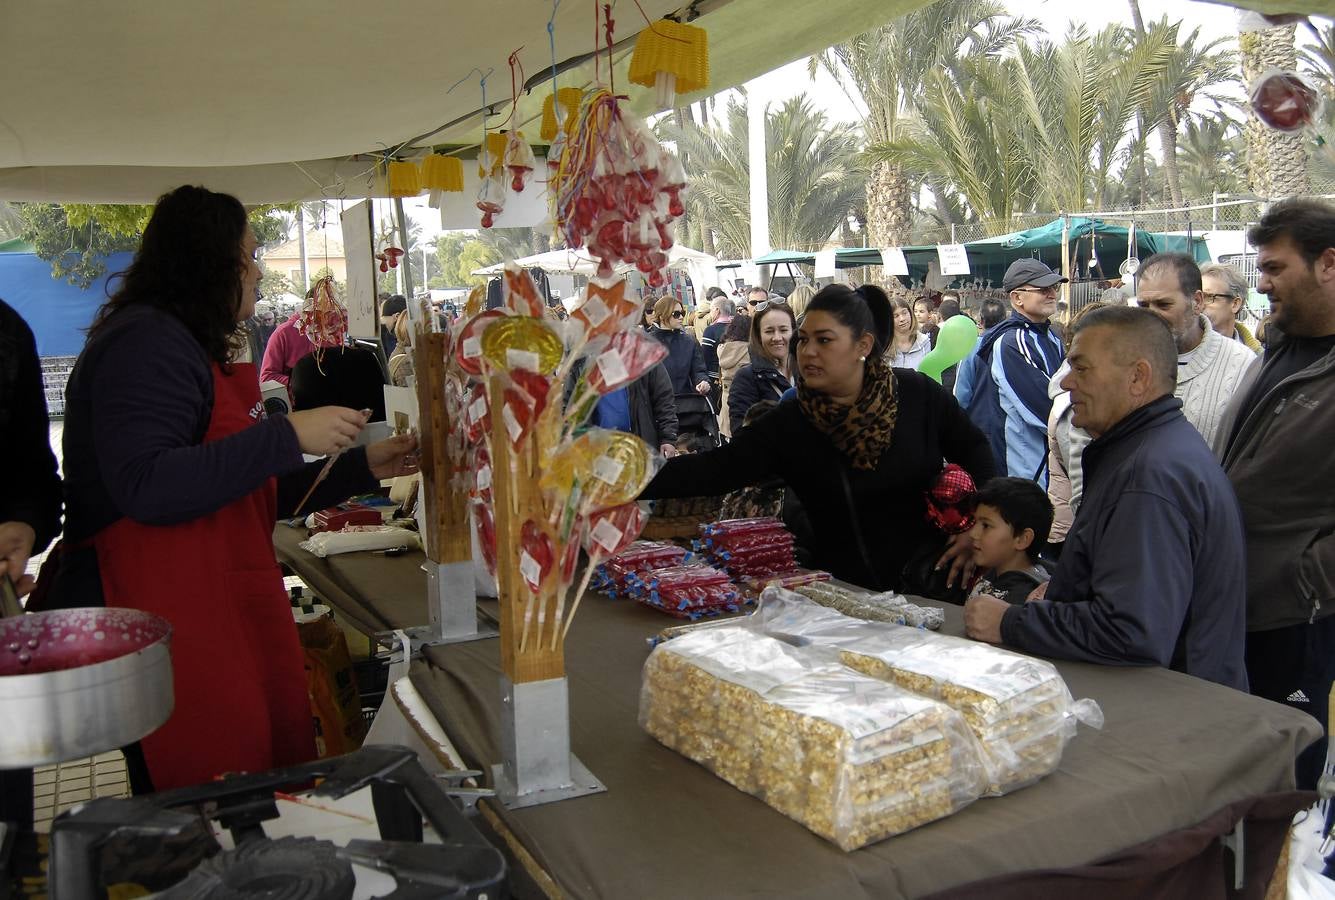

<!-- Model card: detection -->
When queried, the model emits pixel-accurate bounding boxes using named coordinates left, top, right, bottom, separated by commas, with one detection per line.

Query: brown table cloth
left=272, top=527, right=1322, bottom=898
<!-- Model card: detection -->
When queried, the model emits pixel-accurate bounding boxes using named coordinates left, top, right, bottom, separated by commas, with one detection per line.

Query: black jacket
left=701, top=320, right=729, bottom=377
left=1001, top=396, right=1248, bottom=690
left=0, top=300, right=62, bottom=554
left=651, top=327, right=708, bottom=397
left=642, top=368, right=995, bottom=590
left=628, top=363, right=679, bottom=448
left=728, top=354, right=792, bottom=435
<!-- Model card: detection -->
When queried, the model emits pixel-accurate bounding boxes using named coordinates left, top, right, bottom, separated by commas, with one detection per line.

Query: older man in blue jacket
left=964, top=306, right=1248, bottom=690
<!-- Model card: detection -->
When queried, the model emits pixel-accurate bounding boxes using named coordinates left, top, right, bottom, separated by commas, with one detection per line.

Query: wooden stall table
left=272, top=523, right=449, bottom=636
left=266, top=538, right=1322, bottom=898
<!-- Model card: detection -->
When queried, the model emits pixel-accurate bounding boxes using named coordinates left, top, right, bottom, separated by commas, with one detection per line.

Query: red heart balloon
left=519, top=520, right=555, bottom=594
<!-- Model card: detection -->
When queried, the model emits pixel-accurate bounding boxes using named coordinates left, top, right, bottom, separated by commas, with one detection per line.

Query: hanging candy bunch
left=549, top=89, right=687, bottom=286
left=295, top=275, right=348, bottom=370
left=376, top=246, right=404, bottom=274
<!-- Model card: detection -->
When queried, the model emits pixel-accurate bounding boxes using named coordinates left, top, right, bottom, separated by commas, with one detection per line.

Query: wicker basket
left=642, top=496, right=723, bottom=542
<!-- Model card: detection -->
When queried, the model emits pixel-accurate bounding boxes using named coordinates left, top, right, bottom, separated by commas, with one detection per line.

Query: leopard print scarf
left=797, top=357, right=898, bottom=470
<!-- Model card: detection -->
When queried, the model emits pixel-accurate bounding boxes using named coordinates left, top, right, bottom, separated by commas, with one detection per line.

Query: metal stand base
left=416, top=560, right=496, bottom=647
left=492, top=676, right=607, bottom=809
left=490, top=755, right=605, bottom=810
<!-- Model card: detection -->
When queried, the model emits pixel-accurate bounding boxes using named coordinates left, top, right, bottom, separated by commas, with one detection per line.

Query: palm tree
left=1240, top=22, right=1310, bottom=199
left=1010, top=24, right=1175, bottom=213
left=1176, top=114, right=1248, bottom=201
left=662, top=95, right=863, bottom=258
left=869, top=56, right=1038, bottom=236
left=810, top=1, right=1038, bottom=249
left=1138, top=18, right=1237, bottom=208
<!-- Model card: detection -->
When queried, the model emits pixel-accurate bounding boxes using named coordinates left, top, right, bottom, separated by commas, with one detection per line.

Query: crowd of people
left=2, top=186, right=1332, bottom=813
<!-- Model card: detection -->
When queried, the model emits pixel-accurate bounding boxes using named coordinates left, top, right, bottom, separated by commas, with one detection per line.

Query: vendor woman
left=44, top=185, right=418, bottom=792
left=641, top=284, right=995, bottom=592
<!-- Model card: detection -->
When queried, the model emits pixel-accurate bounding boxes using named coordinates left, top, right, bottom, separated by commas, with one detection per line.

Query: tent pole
left=297, top=206, right=310, bottom=294
left=1060, top=214, right=1070, bottom=306
left=395, top=198, right=415, bottom=300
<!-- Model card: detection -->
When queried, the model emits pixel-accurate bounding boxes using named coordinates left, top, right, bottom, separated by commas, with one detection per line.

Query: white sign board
left=879, top=247, right=909, bottom=276
left=435, top=156, right=550, bottom=230
left=814, top=249, right=837, bottom=278
left=936, top=243, right=971, bottom=276
left=340, top=201, right=378, bottom=340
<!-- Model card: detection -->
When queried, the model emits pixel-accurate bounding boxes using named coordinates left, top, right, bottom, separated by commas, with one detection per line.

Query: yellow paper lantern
left=628, top=20, right=709, bottom=110
left=540, top=87, right=584, bottom=141
left=387, top=160, right=421, bottom=197
left=478, top=132, right=508, bottom=179
left=420, top=153, right=464, bottom=192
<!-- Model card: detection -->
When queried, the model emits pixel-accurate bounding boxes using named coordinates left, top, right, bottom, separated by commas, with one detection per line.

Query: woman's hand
left=287, top=407, right=367, bottom=456
left=934, top=530, right=976, bottom=589
left=366, top=433, right=420, bottom=480
left=0, top=521, right=37, bottom=597
left=695, top=380, right=711, bottom=394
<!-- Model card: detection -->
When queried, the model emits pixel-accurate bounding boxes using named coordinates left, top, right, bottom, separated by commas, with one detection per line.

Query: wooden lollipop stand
left=487, top=375, right=606, bottom=808
left=408, top=331, right=495, bottom=646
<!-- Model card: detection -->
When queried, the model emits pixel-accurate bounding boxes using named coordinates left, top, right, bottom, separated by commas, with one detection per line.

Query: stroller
left=674, top=392, right=722, bottom=453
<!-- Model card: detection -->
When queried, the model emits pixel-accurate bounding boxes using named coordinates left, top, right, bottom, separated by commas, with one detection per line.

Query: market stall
left=270, top=532, right=1320, bottom=898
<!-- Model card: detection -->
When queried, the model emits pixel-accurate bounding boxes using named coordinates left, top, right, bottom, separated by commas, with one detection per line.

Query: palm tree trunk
left=1240, top=23, right=1311, bottom=199
left=1158, top=117, right=1185, bottom=208
left=866, top=160, right=912, bottom=247
left=1128, top=0, right=1145, bottom=36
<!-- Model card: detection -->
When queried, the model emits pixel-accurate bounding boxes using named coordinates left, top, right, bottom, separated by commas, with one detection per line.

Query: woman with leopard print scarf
left=641, top=284, right=995, bottom=594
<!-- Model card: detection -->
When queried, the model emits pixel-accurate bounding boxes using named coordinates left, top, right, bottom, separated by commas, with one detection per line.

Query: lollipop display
left=481, top=316, right=564, bottom=375
left=548, top=89, right=688, bottom=286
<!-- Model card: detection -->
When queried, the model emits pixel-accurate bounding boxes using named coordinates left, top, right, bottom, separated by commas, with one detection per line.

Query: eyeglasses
left=1014, top=286, right=1058, bottom=296
left=753, top=299, right=789, bottom=312
left=1203, top=292, right=1239, bottom=303
left=671, top=310, right=686, bottom=319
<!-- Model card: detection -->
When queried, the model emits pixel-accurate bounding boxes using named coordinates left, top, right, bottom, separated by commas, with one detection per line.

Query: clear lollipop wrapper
left=455, top=309, right=507, bottom=376
left=503, top=265, right=547, bottom=318
left=481, top=315, right=564, bottom=375
left=565, top=330, right=669, bottom=434
left=1249, top=68, right=1323, bottom=134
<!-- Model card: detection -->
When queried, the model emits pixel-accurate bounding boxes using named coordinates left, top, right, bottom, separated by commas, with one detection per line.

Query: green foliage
left=17, top=201, right=293, bottom=288
left=258, top=267, right=296, bottom=303
left=660, top=95, right=864, bottom=256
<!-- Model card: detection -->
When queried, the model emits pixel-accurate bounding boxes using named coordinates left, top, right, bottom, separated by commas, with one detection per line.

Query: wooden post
left=489, top=376, right=566, bottom=684
left=413, top=332, right=470, bottom=564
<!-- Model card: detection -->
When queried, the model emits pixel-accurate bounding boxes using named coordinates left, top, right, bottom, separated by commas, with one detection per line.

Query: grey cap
left=1002, top=258, right=1069, bottom=293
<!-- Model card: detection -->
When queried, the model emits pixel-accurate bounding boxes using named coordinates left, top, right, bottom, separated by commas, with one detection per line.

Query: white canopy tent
left=0, top=0, right=1301, bottom=205
left=472, top=244, right=724, bottom=301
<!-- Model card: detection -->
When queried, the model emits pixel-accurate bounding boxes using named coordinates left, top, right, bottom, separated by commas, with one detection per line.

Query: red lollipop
left=584, top=503, right=648, bottom=559
left=1250, top=70, right=1321, bottom=133
left=586, top=330, right=668, bottom=394
left=455, top=309, right=507, bottom=376
left=465, top=383, right=490, bottom=444
left=473, top=502, right=497, bottom=575
left=519, top=520, right=555, bottom=594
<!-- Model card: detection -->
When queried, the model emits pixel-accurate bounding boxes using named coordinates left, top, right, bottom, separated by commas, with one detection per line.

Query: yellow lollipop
left=542, top=429, right=653, bottom=513
left=480, top=316, right=564, bottom=374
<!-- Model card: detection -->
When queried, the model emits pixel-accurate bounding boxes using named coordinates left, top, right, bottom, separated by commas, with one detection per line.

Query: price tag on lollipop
left=586, top=503, right=647, bottom=557
left=455, top=309, right=507, bottom=376
left=586, top=330, right=668, bottom=394
left=572, top=279, right=640, bottom=342
left=542, top=429, right=656, bottom=512
left=481, top=316, right=564, bottom=375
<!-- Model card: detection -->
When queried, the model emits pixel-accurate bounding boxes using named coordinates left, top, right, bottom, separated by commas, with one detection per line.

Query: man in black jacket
left=964, top=306, right=1248, bottom=690
left=572, top=360, right=679, bottom=457
left=0, top=298, right=62, bottom=597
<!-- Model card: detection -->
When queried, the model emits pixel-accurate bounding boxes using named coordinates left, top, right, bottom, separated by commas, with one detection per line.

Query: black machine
left=22, top=745, right=506, bottom=900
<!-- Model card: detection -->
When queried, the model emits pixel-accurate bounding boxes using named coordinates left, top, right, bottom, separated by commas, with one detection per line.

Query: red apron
left=94, top=362, right=315, bottom=791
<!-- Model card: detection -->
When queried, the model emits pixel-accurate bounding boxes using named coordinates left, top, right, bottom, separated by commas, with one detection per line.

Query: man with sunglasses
left=745, top=287, right=769, bottom=311
left=960, top=259, right=1067, bottom=485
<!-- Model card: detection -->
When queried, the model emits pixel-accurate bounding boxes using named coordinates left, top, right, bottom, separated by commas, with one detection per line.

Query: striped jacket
left=961, top=313, right=1065, bottom=485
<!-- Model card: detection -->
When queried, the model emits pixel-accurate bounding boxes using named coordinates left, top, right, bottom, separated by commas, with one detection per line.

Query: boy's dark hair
left=979, top=298, right=1007, bottom=330
left=743, top=399, right=779, bottom=428
left=975, top=476, right=1054, bottom=562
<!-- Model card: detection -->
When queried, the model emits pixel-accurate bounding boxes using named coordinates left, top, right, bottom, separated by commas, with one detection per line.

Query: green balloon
left=917, top=314, right=980, bottom=383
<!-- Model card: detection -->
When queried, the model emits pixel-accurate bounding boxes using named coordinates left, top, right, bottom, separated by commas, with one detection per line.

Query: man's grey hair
left=1073, top=305, right=1178, bottom=393
left=711, top=296, right=735, bottom=316
left=1199, top=263, right=1250, bottom=307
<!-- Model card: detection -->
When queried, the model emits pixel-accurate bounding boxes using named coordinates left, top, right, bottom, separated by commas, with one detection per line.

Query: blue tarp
left=0, top=252, right=133, bottom=357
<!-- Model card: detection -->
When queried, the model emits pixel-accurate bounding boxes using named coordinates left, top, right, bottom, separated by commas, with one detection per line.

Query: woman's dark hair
left=722, top=313, right=752, bottom=343
left=804, top=284, right=893, bottom=356
left=748, top=301, right=797, bottom=365
left=705, top=286, right=728, bottom=301
left=88, top=185, right=250, bottom=366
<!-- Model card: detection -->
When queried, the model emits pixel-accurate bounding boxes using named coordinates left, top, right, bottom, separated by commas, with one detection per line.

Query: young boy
left=968, top=477, right=1055, bottom=605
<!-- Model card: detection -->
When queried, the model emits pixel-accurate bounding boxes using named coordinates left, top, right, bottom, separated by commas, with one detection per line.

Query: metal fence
left=41, top=356, right=77, bottom=417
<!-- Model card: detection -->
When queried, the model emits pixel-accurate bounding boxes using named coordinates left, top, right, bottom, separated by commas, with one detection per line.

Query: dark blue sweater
left=1000, top=396, right=1249, bottom=690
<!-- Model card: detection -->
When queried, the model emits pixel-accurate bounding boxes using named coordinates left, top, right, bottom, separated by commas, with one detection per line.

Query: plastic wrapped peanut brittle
left=639, top=627, right=987, bottom=850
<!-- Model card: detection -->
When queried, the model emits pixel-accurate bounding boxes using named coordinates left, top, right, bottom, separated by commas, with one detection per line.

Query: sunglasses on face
left=671, top=310, right=686, bottom=319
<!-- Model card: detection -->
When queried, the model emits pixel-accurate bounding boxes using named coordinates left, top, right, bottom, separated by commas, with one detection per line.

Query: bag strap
left=1032, top=453, right=1050, bottom=484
